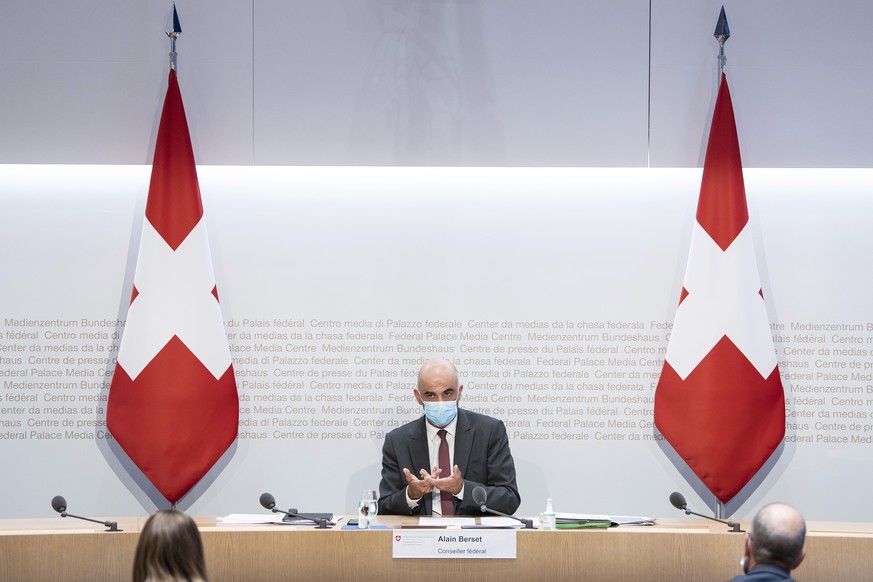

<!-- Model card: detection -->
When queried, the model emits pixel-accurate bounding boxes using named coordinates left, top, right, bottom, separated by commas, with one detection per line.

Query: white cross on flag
left=107, top=69, right=239, bottom=504
left=654, top=73, right=785, bottom=504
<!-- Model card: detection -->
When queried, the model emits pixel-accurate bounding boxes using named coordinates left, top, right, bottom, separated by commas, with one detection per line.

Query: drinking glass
left=358, top=489, right=378, bottom=529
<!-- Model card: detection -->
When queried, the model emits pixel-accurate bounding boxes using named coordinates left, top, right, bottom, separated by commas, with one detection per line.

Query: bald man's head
left=417, top=359, right=459, bottom=391
left=748, top=503, right=806, bottom=572
left=413, top=359, right=463, bottom=415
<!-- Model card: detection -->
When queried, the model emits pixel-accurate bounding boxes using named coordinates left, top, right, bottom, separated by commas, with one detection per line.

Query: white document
left=417, top=516, right=477, bottom=527
left=217, top=514, right=285, bottom=524
left=476, top=517, right=524, bottom=528
left=217, top=513, right=340, bottom=526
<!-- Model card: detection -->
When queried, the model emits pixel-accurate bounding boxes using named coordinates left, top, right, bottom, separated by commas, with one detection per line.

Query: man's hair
left=133, top=509, right=208, bottom=582
left=749, top=503, right=806, bottom=572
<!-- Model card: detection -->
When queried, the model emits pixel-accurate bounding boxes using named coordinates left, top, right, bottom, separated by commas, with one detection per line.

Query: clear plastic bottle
left=541, top=497, right=556, bottom=531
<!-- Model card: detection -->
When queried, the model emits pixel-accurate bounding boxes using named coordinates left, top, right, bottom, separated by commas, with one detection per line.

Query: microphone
left=50, top=495, right=122, bottom=532
left=259, top=492, right=331, bottom=528
left=472, top=486, right=534, bottom=529
left=669, top=491, right=743, bottom=532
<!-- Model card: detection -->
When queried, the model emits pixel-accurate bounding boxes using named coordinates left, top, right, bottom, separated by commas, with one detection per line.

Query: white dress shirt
left=405, top=417, right=465, bottom=514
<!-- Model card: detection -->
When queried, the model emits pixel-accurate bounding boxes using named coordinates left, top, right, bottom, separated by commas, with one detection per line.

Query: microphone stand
left=471, top=486, right=533, bottom=529
left=268, top=506, right=331, bottom=529
left=680, top=506, right=743, bottom=532
left=260, top=493, right=331, bottom=528
left=477, top=504, right=535, bottom=529
left=59, top=511, right=122, bottom=532
left=670, top=492, right=742, bottom=532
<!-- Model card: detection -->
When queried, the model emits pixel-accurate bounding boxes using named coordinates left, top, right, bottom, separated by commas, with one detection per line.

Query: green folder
left=555, top=520, right=616, bottom=529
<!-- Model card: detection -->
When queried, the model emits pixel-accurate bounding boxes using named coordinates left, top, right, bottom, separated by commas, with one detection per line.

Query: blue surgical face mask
left=423, top=400, right=458, bottom=427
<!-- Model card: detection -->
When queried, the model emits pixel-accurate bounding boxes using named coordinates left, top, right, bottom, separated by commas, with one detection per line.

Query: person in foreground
left=379, top=358, right=520, bottom=516
left=133, top=509, right=208, bottom=582
left=726, top=502, right=806, bottom=582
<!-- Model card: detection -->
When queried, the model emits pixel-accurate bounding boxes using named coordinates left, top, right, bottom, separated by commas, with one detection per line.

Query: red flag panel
left=146, top=70, right=204, bottom=251
left=655, top=336, right=785, bottom=502
left=108, top=337, right=238, bottom=503
left=696, top=75, right=748, bottom=252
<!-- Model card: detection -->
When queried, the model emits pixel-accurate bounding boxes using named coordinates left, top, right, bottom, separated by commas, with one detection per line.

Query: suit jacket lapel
left=454, top=409, right=474, bottom=473
left=406, top=417, right=430, bottom=474
left=406, top=417, right=432, bottom=514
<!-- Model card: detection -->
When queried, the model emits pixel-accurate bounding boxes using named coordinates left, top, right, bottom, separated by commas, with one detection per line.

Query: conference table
left=1, top=514, right=871, bottom=581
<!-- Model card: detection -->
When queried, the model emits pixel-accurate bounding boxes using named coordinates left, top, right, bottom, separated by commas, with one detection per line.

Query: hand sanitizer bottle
left=542, top=498, right=556, bottom=531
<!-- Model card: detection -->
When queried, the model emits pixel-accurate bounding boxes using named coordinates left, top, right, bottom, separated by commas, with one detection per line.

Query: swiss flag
left=107, top=69, right=239, bottom=504
left=654, top=73, right=785, bottom=504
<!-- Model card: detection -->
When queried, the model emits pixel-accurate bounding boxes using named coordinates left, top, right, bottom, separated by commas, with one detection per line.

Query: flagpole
left=714, top=6, right=730, bottom=85
left=712, top=5, right=730, bottom=522
left=167, top=3, right=181, bottom=71
left=166, top=3, right=182, bottom=511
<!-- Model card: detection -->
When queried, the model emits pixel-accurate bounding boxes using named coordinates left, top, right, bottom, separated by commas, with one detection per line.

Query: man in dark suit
left=378, top=358, right=520, bottom=516
left=726, top=502, right=806, bottom=581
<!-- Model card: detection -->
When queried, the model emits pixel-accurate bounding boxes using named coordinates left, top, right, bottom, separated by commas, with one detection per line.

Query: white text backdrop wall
left=0, top=166, right=872, bottom=521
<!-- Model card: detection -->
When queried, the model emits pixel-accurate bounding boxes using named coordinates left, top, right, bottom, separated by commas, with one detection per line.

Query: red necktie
left=437, top=429, right=454, bottom=516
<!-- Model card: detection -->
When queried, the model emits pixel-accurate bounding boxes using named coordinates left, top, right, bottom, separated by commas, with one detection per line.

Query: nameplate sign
left=392, top=530, right=517, bottom=559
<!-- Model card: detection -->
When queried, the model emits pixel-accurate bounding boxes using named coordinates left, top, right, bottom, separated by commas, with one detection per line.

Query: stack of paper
left=218, top=513, right=337, bottom=526
left=217, top=514, right=285, bottom=525
left=553, top=513, right=656, bottom=528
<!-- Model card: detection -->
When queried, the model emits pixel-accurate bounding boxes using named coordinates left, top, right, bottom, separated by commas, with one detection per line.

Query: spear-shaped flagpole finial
left=713, top=6, right=730, bottom=81
left=166, top=3, right=182, bottom=70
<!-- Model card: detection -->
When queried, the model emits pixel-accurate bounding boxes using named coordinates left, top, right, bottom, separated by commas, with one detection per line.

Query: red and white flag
left=654, top=73, right=785, bottom=504
left=107, top=69, right=238, bottom=504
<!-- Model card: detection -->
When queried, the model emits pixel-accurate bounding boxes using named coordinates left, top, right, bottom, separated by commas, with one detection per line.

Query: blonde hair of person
left=132, top=509, right=208, bottom=582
